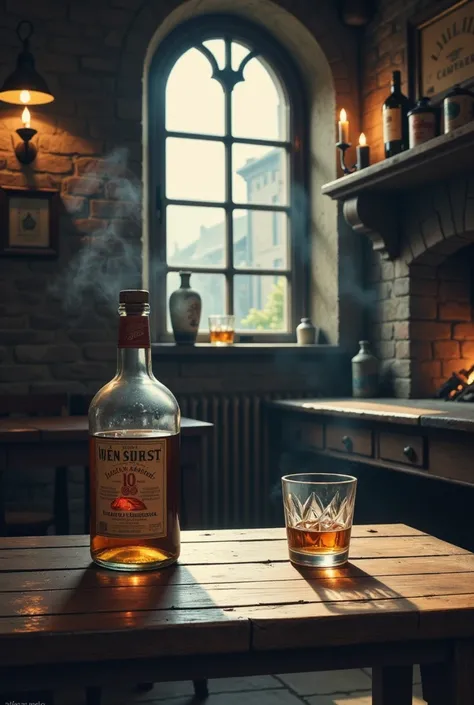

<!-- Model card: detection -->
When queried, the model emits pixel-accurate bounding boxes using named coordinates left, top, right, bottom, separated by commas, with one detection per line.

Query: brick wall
left=362, top=0, right=474, bottom=398
left=0, top=0, right=359, bottom=398
left=361, top=0, right=438, bottom=163
left=410, top=250, right=474, bottom=397
left=0, top=0, right=361, bottom=529
left=369, top=173, right=474, bottom=397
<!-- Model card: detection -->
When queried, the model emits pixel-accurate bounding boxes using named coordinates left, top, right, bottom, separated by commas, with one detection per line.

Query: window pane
left=202, top=39, right=226, bottom=70
left=231, top=40, right=250, bottom=71
left=232, top=55, right=287, bottom=141
left=167, top=272, right=226, bottom=333
left=233, top=209, right=288, bottom=269
left=167, top=205, right=226, bottom=268
left=166, top=137, right=225, bottom=202
left=233, top=144, right=288, bottom=206
left=166, top=47, right=224, bottom=136
left=234, top=275, right=288, bottom=331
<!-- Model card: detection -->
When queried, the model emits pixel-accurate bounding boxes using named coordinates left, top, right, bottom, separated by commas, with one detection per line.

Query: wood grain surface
left=1, top=524, right=474, bottom=669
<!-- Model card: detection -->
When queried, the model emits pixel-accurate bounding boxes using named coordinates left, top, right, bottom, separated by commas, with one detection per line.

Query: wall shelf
left=321, top=122, right=474, bottom=260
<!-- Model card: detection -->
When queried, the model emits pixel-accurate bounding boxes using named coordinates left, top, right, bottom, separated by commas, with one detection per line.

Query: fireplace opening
left=411, top=243, right=474, bottom=399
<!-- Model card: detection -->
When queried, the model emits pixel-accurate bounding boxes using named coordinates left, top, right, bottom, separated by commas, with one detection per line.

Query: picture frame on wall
left=0, top=187, right=60, bottom=258
left=408, top=0, right=474, bottom=103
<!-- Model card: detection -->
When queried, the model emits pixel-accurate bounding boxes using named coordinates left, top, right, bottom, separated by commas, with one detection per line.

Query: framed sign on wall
left=408, top=0, right=474, bottom=102
left=0, top=187, right=59, bottom=258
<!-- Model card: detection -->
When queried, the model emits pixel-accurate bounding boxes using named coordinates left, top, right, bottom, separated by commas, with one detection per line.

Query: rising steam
left=51, top=148, right=144, bottom=313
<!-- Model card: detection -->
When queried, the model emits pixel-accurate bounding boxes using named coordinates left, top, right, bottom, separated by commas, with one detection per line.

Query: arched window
left=148, top=15, right=308, bottom=342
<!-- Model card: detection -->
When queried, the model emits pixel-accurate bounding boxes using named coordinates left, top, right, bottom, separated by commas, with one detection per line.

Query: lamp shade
left=0, top=21, right=54, bottom=105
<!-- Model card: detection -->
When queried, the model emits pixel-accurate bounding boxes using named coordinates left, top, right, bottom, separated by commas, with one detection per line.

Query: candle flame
left=359, top=132, right=367, bottom=146
left=20, top=90, right=31, bottom=104
left=340, top=108, right=347, bottom=122
left=21, top=106, right=31, bottom=128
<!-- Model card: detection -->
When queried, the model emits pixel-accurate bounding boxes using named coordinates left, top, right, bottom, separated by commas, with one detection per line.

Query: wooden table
left=0, top=416, right=213, bottom=533
left=1, top=524, right=474, bottom=704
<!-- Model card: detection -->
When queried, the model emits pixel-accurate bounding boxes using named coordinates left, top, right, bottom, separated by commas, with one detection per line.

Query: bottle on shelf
left=382, top=70, right=411, bottom=158
left=408, top=97, right=438, bottom=148
left=88, top=289, right=181, bottom=572
left=443, top=84, right=474, bottom=133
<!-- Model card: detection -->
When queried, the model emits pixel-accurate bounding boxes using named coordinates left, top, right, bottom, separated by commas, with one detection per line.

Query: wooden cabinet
left=272, top=405, right=474, bottom=487
left=429, top=435, right=474, bottom=484
left=282, top=420, right=324, bottom=449
left=378, top=432, right=425, bottom=468
left=326, top=424, right=373, bottom=457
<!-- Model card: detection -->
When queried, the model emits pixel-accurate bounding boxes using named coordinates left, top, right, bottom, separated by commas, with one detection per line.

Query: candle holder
left=15, top=127, right=37, bottom=164
left=336, top=141, right=357, bottom=175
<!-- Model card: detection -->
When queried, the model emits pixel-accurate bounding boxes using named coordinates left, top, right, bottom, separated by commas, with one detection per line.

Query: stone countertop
left=271, top=398, right=474, bottom=433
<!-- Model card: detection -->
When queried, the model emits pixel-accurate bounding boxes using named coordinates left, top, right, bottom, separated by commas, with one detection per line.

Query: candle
left=338, top=108, right=350, bottom=144
left=21, top=106, right=31, bottom=129
left=356, top=132, right=370, bottom=170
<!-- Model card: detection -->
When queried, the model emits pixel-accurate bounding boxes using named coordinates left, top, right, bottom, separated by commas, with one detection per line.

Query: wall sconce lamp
left=0, top=20, right=54, bottom=165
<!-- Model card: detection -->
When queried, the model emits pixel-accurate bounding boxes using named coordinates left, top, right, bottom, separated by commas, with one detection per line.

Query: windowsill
left=151, top=343, right=342, bottom=357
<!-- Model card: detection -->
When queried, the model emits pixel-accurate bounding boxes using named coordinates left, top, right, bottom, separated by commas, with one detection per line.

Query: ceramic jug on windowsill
left=169, top=271, right=202, bottom=345
left=296, top=318, right=316, bottom=344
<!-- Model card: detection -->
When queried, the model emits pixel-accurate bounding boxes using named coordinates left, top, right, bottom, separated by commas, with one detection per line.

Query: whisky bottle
left=88, top=289, right=181, bottom=571
left=382, top=70, right=411, bottom=157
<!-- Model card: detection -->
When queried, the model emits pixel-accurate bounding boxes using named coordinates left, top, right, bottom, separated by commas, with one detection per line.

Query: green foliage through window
left=241, top=279, right=284, bottom=330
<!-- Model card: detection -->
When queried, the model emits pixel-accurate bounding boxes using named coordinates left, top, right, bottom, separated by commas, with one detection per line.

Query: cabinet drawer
left=378, top=432, right=424, bottom=467
left=283, top=421, right=324, bottom=449
left=429, top=437, right=474, bottom=484
left=326, top=424, right=373, bottom=457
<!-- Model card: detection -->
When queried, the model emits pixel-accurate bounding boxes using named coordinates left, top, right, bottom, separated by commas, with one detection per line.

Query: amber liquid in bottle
left=89, top=290, right=180, bottom=571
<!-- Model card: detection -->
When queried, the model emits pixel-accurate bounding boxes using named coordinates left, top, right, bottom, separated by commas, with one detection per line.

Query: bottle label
left=383, top=107, right=402, bottom=143
left=92, top=436, right=166, bottom=538
left=118, top=316, right=150, bottom=348
left=444, top=95, right=474, bottom=132
left=409, top=113, right=436, bottom=147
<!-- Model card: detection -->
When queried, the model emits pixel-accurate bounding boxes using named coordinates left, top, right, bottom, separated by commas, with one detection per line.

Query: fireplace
left=410, top=243, right=474, bottom=398
left=322, top=125, right=474, bottom=400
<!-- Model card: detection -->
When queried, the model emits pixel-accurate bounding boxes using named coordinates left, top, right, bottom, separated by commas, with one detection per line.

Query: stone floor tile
left=276, top=670, right=371, bottom=696
left=106, top=689, right=304, bottom=705
left=306, top=691, right=425, bottom=705
left=119, top=676, right=283, bottom=700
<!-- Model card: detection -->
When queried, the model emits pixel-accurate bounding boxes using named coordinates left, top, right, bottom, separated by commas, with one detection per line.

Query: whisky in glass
left=282, top=473, right=357, bottom=567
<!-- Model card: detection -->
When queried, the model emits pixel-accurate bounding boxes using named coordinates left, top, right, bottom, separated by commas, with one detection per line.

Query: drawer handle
left=342, top=435, right=353, bottom=452
left=403, top=445, right=417, bottom=463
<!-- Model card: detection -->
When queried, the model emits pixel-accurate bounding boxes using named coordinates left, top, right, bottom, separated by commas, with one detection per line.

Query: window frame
left=148, top=14, right=309, bottom=343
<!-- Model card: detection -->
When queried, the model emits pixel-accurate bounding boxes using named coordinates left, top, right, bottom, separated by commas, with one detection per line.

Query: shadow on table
left=45, top=562, right=232, bottom=695
left=292, top=562, right=414, bottom=614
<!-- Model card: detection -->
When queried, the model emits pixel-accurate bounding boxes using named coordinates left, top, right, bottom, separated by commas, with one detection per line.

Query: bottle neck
left=116, top=310, right=153, bottom=379
left=391, top=76, right=401, bottom=95
left=180, top=273, right=191, bottom=289
left=116, top=346, right=152, bottom=378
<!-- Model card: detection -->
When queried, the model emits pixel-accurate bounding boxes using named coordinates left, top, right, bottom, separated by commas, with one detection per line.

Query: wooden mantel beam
left=322, top=122, right=474, bottom=261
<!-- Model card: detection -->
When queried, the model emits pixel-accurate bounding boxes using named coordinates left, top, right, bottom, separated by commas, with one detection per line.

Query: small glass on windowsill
left=282, top=473, right=357, bottom=568
left=209, top=315, right=235, bottom=346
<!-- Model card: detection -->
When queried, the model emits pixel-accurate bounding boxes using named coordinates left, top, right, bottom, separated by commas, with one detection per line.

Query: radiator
left=177, top=391, right=314, bottom=529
